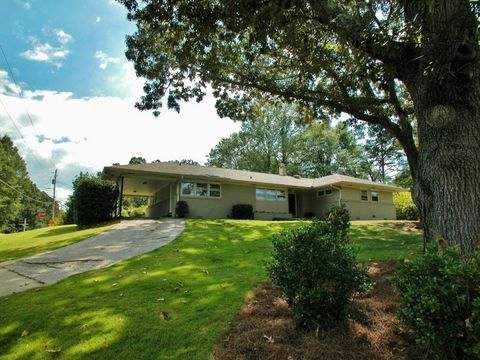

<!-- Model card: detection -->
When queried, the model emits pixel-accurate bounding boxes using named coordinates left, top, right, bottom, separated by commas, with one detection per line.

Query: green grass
left=0, top=223, right=116, bottom=263
left=351, top=220, right=423, bottom=261
left=0, top=220, right=422, bottom=359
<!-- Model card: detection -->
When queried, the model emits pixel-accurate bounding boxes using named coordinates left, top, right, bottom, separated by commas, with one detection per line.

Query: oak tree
left=120, top=0, right=480, bottom=253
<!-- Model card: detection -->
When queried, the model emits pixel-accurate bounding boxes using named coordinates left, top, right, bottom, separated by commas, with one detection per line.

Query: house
left=102, top=162, right=402, bottom=220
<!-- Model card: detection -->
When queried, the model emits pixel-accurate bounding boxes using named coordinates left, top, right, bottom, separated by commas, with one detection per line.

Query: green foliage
left=394, top=244, right=480, bottom=359
left=266, top=211, right=370, bottom=329
left=0, top=135, right=54, bottom=233
left=231, top=204, right=254, bottom=220
left=324, top=203, right=350, bottom=238
left=175, top=200, right=189, bottom=218
left=74, top=177, right=118, bottom=226
left=129, top=156, right=146, bottom=164
left=393, top=192, right=419, bottom=220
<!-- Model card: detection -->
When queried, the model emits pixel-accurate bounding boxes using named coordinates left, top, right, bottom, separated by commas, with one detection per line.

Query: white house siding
left=300, top=189, right=340, bottom=217
left=179, top=183, right=256, bottom=219
left=254, top=187, right=291, bottom=220
left=146, top=184, right=171, bottom=218
left=340, top=188, right=396, bottom=220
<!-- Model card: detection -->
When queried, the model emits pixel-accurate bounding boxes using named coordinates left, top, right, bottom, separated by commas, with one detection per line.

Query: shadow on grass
left=0, top=220, right=422, bottom=359
left=0, top=220, right=295, bottom=360
left=33, top=226, right=78, bottom=238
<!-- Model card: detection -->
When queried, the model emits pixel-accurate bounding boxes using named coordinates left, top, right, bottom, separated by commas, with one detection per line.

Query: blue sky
left=0, top=0, right=240, bottom=205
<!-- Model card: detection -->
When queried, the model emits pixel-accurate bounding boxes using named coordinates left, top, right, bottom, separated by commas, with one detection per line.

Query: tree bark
left=403, top=0, right=480, bottom=254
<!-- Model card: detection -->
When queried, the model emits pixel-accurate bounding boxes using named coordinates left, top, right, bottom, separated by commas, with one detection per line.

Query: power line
left=0, top=44, right=37, bottom=131
left=0, top=177, right=51, bottom=205
left=0, top=95, right=25, bottom=140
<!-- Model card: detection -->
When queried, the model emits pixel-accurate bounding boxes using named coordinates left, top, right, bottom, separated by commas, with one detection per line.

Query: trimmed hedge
left=394, top=244, right=480, bottom=359
left=74, top=177, right=118, bottom=226
left=175, top=200, right=189, bottom=218
left=266, top=206, right=371, bottom=329
left=231, top=204, right=254, bottom=219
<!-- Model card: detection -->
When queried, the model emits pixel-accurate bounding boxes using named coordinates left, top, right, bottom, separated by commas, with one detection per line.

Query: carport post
left=118, top=176, right=124, bottom=218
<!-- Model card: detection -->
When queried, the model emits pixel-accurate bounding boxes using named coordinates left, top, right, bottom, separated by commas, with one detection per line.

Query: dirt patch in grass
left=386, top=221, right=421, bottom=231
left=214, top=262, right=424, bottom=360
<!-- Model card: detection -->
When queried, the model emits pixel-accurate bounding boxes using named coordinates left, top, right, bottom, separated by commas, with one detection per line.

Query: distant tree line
left=0, top=135, right=56, bottom=233
left=207, top=103, right=409, bottom=186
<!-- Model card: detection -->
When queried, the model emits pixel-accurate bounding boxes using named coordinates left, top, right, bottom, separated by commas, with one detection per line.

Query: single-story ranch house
left=103, top=162, right=403, bottom=220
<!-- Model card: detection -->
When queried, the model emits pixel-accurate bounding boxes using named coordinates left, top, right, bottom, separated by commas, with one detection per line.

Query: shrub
left=231, top=204, right=254, bottom=219
left=401, top=204, right=419, bottom=221
left=266, top=210, right=370, bottom=329
left=74, top=177, right=118, bottom=226
left=325, top=203, right=350, bottom=239
left=175, top=200, right=189, bottom=218
left=393, top=191, right=419, bottom=220
left=394, top=244, right=480, bottom=359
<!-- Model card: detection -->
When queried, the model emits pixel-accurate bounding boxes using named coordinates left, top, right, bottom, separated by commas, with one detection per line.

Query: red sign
left=38, top=212, right=46, bottom=220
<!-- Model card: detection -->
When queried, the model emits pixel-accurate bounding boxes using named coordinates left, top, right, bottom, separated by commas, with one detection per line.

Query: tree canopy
left=0, top=135, right=53, bottom=232
left=120, top=0, right=480, bottom=253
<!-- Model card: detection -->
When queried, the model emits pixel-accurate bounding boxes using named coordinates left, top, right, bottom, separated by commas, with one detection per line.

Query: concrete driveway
left=0, top=218, right=184, bottom=297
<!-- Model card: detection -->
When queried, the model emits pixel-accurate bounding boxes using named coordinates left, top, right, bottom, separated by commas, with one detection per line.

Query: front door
left=288, top=193, right=296, bottom=217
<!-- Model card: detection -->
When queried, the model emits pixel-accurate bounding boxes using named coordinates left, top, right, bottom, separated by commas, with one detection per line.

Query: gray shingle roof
left=103, top=162, right=403, bottom=191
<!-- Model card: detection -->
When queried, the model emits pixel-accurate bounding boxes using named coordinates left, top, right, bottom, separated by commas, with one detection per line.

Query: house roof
left=103, top=162, right=403, bottom=192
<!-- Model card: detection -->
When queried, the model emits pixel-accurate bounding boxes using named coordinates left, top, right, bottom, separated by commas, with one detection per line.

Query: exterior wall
left=341, top=188, right=396, bottom=220
left=299, top=189, right=340, bottom=218
left=179, top=183, right=256, bottom=219
left=146, top=184, right=171, bottom=218
left=255, top=187, right=291, bottom=220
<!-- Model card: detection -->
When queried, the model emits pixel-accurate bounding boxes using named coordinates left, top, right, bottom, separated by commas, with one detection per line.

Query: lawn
left=0, top=219, right=422, bottom=359
left=0, top=223, right=116, bottom=263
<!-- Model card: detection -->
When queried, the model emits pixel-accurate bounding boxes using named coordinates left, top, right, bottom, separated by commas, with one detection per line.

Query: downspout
left=332, top=185, right=342, bottom=207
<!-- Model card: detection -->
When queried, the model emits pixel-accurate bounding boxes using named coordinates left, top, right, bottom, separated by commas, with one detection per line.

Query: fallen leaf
left=159, top=311, right=169, bottom=320
left=157, top=298, right=165, bottom=302
left=263, top=334, right=274, bottom=343
left=112, top=283, right=118, bottom=287
left=181, top=300, right=188, bottom=304
left=20, top=328, right=30, bottom=337
left=45, top=348, right=61, bottom=353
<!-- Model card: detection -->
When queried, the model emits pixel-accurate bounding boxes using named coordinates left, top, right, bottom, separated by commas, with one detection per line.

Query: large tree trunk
left=403, top=0, right=480, bottom=254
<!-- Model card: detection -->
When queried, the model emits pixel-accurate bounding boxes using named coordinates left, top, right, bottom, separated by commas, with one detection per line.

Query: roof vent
left=294, top=174, right=301, bottom=179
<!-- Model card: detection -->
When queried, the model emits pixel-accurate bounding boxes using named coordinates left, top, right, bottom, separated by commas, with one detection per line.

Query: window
left=317, top=188, right=332, bottom=197
left=209, top=184, right=221, bottom=198
left=267, top=189, right=277, bottom=201
left=181, top=182, right=194, bottom=196
left=256, top=188, right=286, bottom=201
left=276, top=190, right=286, bottom=201
left=256, top=188, right=266, bottom=200
left=360, top=190, right=368, bottom=201
left=181, top=182, right=221, bottom=198
left=371, top=191, right=379, bottom=202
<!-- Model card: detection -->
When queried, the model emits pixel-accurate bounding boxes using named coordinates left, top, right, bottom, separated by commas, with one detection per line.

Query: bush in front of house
left=394, top=243, right=480, bottom=359
left=175, top=200, right=189, bottom=218
left=74, top=177, right=118, bottom=226
left=231, top=204, right=254, bottom=219
left=266, top=207, right=371, bottom=329
left=393, top=192, right=419, bottom=220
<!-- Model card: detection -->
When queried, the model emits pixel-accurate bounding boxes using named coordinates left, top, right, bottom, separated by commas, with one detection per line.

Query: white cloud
left=15, top=0, right=31, bottom=10
left=0, top=70, right=240, bottom=203
left=20, top=28, right=73, bottom=68
left=54, top=29, right=73, bottom=45
left=95, top=50, right=118, bottom=70
left=96, top=16, right=101, bottom=23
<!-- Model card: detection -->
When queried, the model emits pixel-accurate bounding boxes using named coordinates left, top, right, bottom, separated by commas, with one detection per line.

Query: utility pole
left=52, top=169, right=57, bottom=221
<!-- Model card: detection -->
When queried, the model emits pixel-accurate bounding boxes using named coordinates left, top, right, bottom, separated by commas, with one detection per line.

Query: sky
left=0, top=0, right=241, bottom=206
